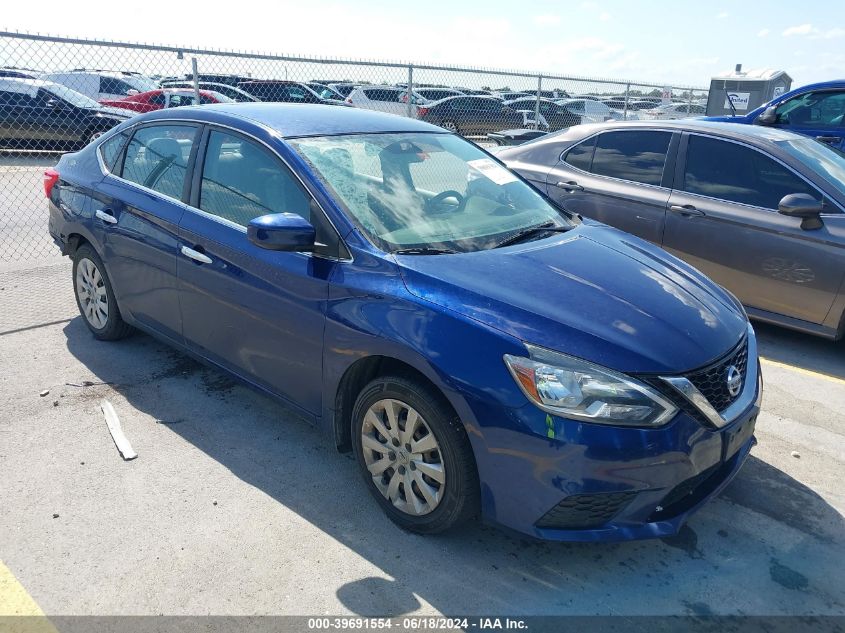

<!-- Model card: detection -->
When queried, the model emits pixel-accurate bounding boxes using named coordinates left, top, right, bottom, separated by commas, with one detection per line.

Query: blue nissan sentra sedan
left=46, top=103, right=761, bottom=541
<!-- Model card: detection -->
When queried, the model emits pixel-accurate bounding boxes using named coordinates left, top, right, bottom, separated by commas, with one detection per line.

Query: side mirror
left=778, top=193, right=824, bottom=230
left=757, top=105, right=778, bottom=125
left=45, top=98, right=63, bottom=109
left=247, top=213, right=316, bottom=251
left=126, top=89, right=139, bottom=96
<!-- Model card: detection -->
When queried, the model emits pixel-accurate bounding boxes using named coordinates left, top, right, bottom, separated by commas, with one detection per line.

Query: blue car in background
left=706, top=80, right=845, bottom=150
left=46, top=103, right=761, bottom=541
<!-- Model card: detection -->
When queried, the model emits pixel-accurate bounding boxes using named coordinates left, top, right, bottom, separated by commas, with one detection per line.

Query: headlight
left=504, top=344, right=678, bottom=427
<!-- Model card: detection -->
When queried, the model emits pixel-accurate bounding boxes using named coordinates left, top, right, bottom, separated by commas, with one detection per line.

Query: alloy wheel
left=360, top=398, right=446, bottom=516
left=75, top=257, right=109, bottom=329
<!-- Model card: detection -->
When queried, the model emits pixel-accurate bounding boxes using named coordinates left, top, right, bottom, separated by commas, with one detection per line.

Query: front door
left=662, top=132, right=844, bottom=326
left=178, top=128, right=338, bottom=415
left=768, top=89, right=845, bottom=150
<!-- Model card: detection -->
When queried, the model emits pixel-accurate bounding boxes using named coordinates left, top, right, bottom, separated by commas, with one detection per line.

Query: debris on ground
left=791, top=451, right=801, bottom=459
left=101, top=400, right=137, bottom=461
left=66, top=380, right=113, bottom=388
left=39, top=389, right=49, bottom=397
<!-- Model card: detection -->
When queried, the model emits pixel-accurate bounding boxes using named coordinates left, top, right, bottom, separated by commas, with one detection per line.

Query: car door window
left=682, top=135, right=822, bottom=209
left=121, top=124, right=197, bottom=199
left=98, top=130, right=131, bottom=172
left=590, top=130, right=672, bottom=186
left=99, top=76, right=132, bottom=95
left=149, top=93, right=166, bottom=106
left=775, top=91, right=845, bottom=128
left=199, top=130, right=311, bottom=227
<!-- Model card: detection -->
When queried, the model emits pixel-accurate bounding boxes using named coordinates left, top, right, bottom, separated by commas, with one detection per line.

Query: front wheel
left=351, top=375, right=479, bottom=534
left=441, top=120, right=460, bottom=134
left=72, top=244, right=132, bottom=340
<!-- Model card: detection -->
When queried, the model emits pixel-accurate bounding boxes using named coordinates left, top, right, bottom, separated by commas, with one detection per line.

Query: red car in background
left=98, top=88, right=233, bottom=113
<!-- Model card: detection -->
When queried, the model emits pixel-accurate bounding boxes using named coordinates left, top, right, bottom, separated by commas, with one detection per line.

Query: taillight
left=417, top=106, right=429, bottom=117
left=44, top=168, right=59, bottom=199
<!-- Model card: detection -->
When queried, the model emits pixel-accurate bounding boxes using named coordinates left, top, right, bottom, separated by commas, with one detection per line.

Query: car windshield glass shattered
left=777, top=138, right=845, bottom=203
left=289, top=132, right=572, bottom=253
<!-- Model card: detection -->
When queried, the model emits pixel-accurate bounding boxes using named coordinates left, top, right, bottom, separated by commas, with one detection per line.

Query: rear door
left=769, top=89, right=845, bottom=150
left=177, top=128, right=342, bottom=415
left=662, top=132, right=844, bottom=325
left=95, top=122, right=200, bottom=342
left=544, top=129, right=677, bottom=244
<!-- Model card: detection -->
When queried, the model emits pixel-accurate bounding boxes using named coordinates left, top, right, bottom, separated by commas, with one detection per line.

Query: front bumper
left=468, top=330, right=762, bottom=542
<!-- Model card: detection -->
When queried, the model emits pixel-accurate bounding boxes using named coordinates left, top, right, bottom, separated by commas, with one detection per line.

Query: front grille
left=685, top=337, right=749, bottom=413
left=535, top=491, right=638, bottom=530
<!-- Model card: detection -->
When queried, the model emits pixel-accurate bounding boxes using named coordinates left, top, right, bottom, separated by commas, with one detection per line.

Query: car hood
left=86, top=105, right=134, bottom=119
left=397, top=223, right=747, bottom=374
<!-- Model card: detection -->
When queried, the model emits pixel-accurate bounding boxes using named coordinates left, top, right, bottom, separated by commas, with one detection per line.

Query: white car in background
left=641, top=102, right=707, bottom=120
left=556, top=98, right=622, bottom=123
left=346, top=85, right=418, bottom=117
left=40, top=70, right=158, bottom=102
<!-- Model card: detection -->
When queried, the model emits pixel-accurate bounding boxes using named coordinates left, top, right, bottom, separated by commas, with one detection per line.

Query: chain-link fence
left=0, top=31, right=709, bottom=262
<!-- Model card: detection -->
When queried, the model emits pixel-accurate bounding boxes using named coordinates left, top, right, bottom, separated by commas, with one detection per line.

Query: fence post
left=623, top=82, right=630, bottom=121
left=407, top=64, right=414, bottom=118
left=688, top=89, right=694, bottom=115
left=535, top=74, right=542, bottom=131
left=191, top=57, right=200, bottom=103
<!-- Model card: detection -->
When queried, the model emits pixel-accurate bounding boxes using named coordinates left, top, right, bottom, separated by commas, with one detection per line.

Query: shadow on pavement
left=755, top=321, right=845, bottom=381
left=62, top=318, right=845, bottom=616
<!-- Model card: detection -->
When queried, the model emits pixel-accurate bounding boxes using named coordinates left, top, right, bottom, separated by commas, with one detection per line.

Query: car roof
left=0, top=77, right=66, bottom=94
left=562, top=119, right=811, bottom=143
left=138, top=102, right=445, bottom=137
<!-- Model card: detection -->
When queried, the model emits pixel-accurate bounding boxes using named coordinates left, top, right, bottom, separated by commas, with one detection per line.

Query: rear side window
left=199, top=130, right=311, bottom=226
left=98, top=130, right=130, bottom=172
left=591, top=131, right=672, bottom=186
left=564, top=136, right=596, bottom=172
left=364, top=89, right=402, bottom=102
left=121, top=124, right=197, bottom=199
left=682, top=135, right=820, bottom=210
left=99, top=76, right=133, bottom=95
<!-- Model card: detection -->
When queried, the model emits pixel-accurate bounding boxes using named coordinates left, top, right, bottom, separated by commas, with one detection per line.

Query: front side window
left=121, top=124, right=197, bottom=199
left=99, top=77, right=133, bottom=95
left=199, top=131, right=311, bottom=227
left=682, top=135, right=821, bottom=209
left=590, top=131, right=672, bottom=186
left=774, top=91, right=845, bottom=128
left=289, top=132, right=572, bottom=253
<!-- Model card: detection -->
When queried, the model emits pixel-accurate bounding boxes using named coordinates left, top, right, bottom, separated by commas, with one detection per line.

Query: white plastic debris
left=39, top=389, right=50, bottom=397
left=101, top=400, right=137, bottom=461
left=790, top=451, right=801, bottom=459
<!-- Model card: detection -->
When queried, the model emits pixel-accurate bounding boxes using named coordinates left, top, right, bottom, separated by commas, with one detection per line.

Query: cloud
left=783, top=23, right=813, bottom=36
left=757, top=28, right=770, bottom=37
left=533, top=14, right=561, bottom=26
left=580, top=1, right=598, bottom=8
left=599, top=11, right=612, bottom=21
left=782, top=24, right=845, bottom=39
left=716, top=11, right=729, bottom=19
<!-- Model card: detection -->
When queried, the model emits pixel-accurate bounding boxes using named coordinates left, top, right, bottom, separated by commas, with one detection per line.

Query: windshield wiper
left=493, top=222, right=572, bottom=249
left=393, top=246, right=458, bottom=255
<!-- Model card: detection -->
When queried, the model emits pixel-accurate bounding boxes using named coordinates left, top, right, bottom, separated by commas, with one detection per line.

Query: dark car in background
left=307, top=82, right=346, bottom=101
left=237, top=80, right=347, bottom=106
left=0, top=77, right=130, bottom=149
left=499, top=121, right=845, bottom=339
left=502, top=97, right=581, bottom=131
left=417, top=96, right=523, bottom=135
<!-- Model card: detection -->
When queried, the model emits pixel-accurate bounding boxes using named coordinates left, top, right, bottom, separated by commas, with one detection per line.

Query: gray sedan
left=498, top=121, right=845, bottom=340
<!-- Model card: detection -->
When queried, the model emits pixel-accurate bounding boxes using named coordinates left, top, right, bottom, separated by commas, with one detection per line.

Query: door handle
left=94, top=209, right=117, bottom=224
left=180, top=245, right=212, bottom=264
left=555, top=181, right=584, bottom=192
left=816, top=136, right=841, bottom=145
left=669, top=204, right=705, bottom=217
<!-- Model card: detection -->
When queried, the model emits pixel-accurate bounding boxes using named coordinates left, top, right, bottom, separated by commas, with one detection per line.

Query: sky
left=3, top=0, right=844, bottom=89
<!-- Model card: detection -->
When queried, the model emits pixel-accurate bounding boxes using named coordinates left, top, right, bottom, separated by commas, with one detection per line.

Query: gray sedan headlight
left=504, top=344, right=678, bottom=427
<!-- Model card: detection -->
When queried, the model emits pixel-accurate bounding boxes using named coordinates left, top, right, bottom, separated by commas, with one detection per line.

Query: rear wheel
left=72, top=244, right=132, bottom=341
left=351, top=375, right=479, bottom=534
left=441, top=120, right=460, bottom=134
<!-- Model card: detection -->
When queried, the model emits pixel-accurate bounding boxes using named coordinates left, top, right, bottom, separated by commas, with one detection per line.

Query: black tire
left=351, top=375, right=479, bottom=534
left=72, top=244, right=133, bottom=341
left=442, top=120, right=460, bottom=135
